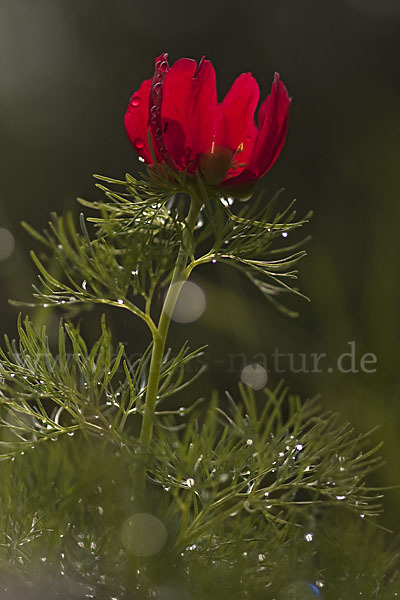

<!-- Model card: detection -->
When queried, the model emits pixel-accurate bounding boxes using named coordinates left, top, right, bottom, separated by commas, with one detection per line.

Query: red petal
left=188, top=59, right=218, bottom=157
left=148, top=53, right=173, bottom=165
left=124, top=78, right=153, bottom=163
left=161, top=58, right=197, bottom=168
left=216, top=73, right=259, bottom=153
left=247, top=73, right=291, bottom=178
left=222, top=121, right=258, bottom=181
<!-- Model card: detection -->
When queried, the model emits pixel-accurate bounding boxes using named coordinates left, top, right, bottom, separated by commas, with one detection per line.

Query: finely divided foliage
left=0, top=172, right=396, bottom=598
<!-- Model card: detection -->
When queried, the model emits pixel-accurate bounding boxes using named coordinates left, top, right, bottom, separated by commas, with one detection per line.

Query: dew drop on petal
left=130, top=95, right=140, bottom=107
left=134, top=138, right=145, bottom=150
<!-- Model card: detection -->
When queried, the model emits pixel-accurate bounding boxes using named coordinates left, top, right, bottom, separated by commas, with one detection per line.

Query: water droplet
left=138, top=156, right=145, bottom=163
left=305, top=532, right=313, bottom=542
left=134, top=138, right=144, bottom=150
left=212, top=258, right=217, bottom=264
left=282, top=231, right=288, bottom=238
left=185, top=478, right=195, bottom=488
left=117, top=299, right=124, bottom=305
left=130, top=95, right=140, bottom=107
left=82, top=280, right=87, bottom=291
left=195, top=216, right=204, bottom=229
left=295, top=444, right=304, bottom=451
left=336, top=495, right=346, bottom=501
left=246, top=439, right=253, bottom=446
left=258, top=553, right=265, bottom=561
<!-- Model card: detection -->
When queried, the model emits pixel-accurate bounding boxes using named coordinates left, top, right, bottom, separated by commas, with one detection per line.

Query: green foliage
left=0, top=315, right=205, bottom=455
left=150, top=384, right=384, bottom=552
left=198, top=187, right=312, bottom=316
left=0, top=173, right=395, bottom=598
left=0, top=409, right=397, bottom=599
left=15, top=174, right=310, bottom=323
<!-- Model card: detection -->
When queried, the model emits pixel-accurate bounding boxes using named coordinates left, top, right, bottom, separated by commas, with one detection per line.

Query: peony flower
left=124, top=53, right=290, bottom=190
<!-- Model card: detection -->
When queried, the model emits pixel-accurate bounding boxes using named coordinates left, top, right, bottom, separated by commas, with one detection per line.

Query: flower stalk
left=138, top=190, right=201, bottom=456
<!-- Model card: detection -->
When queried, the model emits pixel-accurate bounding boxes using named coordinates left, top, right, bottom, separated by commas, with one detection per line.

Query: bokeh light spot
left=240, top=363, right=268, bottom=390
left=0, top=228, right=15, bottom=261
left=169, top=281, right=206, bottom=324
left=121, top=513, right=167, bottom=557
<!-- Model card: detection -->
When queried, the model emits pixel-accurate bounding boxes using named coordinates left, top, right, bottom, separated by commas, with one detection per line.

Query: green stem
left=138, top=191, right=201, bottom=454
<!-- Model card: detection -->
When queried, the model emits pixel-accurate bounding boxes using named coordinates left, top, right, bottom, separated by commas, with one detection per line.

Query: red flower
left=124, top=53, right=290, bottom=189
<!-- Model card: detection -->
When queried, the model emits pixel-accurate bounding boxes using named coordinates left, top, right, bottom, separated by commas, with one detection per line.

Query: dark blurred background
left=0, top=0, right=399, bottom=529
